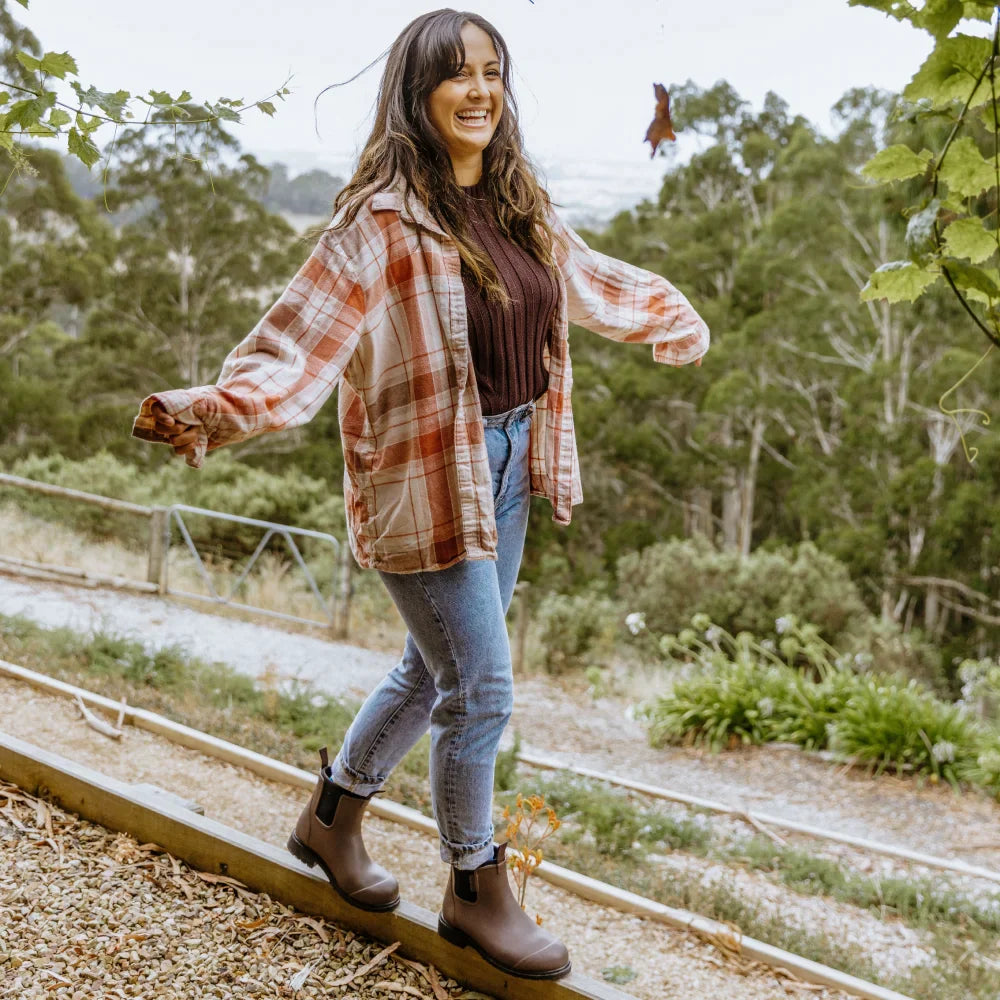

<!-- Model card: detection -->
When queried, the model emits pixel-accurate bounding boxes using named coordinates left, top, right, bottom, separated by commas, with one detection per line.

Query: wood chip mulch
left=0, top=780, right=486, bottom=1000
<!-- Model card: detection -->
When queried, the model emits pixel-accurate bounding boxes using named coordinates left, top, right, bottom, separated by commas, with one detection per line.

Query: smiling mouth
left=455, top=110, right=490, bottom=128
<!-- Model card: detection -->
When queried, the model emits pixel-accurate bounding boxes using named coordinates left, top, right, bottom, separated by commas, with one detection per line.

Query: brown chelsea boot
left=287, top=747, right=399, bottom=912
left=439, top=842, right=571, bottom=979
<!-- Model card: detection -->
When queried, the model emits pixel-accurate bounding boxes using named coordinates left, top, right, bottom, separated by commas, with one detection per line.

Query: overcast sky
left=18, top=1, right=939, bottom=171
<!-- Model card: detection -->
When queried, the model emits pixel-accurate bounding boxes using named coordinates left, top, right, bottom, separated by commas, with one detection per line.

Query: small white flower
left=931, top=741, right=955, bottom=764
left=625, top=612, right=646, bottom=636
left=760, top=638, right=776, bottom=653
left=758, top=697, right=775, bottom=718
left=775, top=616, right=791, bottom=635
left=705, top=625, right=722, bottom=643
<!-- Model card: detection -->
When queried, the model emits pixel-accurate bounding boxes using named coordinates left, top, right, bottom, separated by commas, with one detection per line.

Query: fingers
left=169, top=425, right=202, bottom=455
left=695, top=357, right=702, bottom=367
left=145, top=400, right=205, bottom=466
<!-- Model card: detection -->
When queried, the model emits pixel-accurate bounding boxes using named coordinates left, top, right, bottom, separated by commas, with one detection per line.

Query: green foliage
left=860, top=260, right=940, bottom=302
left=616, top=536, right=871, bottom=651
left=0, top=611, right=366, bottom=779
left=937, top=136, right=995, bottom=197
left=906, top=34, right=993, bottom=107
left=741, top=835, right=1000, bottom=933
left=942, top=216, right=998, bottom=263
left=860, top=143, right=932, bottom=182
left=506, top=772, right=709, bottom=858
left=5, top=451, right=347, bottom=556
left=526, top=587, right=625, bottom=674
left=0, top=0, right=291, bottom=173
left=850, top=2, right=1000, bottom=351
left=644, top=611, right=1000, bottom=795
left=829, top=674, right=981, bottom=784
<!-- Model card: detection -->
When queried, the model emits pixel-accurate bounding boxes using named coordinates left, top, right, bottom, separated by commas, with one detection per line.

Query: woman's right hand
left=150, top=401, right=207, bottom=467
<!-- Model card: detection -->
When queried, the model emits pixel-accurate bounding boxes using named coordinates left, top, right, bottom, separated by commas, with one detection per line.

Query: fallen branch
left=327, top=941, right=401, bottom=987
left=738, top=810, right=788, bottom=846
left=74, top=695, right=124, bottom=740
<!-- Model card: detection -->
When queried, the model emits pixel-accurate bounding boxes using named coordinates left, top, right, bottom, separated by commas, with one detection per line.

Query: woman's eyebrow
left=458, top=58, right=501, bottom=68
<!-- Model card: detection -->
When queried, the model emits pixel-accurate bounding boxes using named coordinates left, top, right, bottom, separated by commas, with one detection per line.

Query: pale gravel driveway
left=0, top=574, right=397, bottom=702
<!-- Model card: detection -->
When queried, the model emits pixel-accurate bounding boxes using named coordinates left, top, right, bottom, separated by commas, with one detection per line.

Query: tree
left=58, top=119, right=301, bottom=462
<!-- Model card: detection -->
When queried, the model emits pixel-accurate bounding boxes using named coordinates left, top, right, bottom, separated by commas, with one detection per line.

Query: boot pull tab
left=319, top=746, right=330, bottom=770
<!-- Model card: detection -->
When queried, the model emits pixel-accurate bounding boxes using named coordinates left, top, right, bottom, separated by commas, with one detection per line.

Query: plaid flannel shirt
left=132, top=180, right=709, bottom=573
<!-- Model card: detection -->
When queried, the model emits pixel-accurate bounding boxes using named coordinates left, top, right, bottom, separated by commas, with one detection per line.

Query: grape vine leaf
left=860, top=260, right=940, bottom=302
left=942, top=217, right=998, bottom=263
left=39, top=52, right=78, bottom=79
left=861, top=144, right=933, bottom=183
left=66, top=126, right=100, bottom=168
left=938, top=136, right=996, bottom=197
left=944, top=258, right=1000, bottom=301
left=904, top=35, right=993, bottom=108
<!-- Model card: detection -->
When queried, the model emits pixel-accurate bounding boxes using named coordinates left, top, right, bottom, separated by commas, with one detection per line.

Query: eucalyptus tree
left=47, top=119, right=303, bottom=460
left=576, top=83, right=818, bottom=559
left=0, top=147, right=114, bottom=457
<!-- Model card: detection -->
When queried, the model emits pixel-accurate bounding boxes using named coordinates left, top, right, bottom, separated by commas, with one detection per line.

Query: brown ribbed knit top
left=459, top=177, right=559, bottom=416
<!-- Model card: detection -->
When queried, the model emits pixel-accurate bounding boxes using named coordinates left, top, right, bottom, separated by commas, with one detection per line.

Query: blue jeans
left=331, top=399, right=535, bottom=869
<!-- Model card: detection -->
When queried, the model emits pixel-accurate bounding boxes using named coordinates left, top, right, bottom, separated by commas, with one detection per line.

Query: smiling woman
left=131, top=7, right=709, bottom=982
left=426, top=22, right=505, bottom=184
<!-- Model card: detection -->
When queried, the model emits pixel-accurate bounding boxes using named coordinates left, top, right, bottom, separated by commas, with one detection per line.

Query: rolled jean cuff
left=329, top=754, right=386, bottom=797
left=441, top=829, right=496, bottom=870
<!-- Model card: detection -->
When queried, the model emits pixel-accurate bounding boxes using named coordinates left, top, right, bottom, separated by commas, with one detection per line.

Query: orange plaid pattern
left=132, top=181, right=709, bottom=573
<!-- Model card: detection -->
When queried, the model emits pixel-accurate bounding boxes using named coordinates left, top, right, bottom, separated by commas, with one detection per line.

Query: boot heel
left=437, top=915, right=472, bottom=949
left=287, top=834, right=319, bottom=869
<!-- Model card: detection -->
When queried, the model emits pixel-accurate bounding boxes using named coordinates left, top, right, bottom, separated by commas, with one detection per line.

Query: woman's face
left=426, top=23, right=504, bottom=184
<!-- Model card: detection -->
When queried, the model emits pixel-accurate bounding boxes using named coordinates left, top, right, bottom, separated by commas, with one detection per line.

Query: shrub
left=526, top=586, right=625, bottom=674
left=644, top=612, right=997, bottom=794
left=828, top=676, right=984, bottom=786
left=616, top=536, right=871, bottom=652
left=6, top=450, right=347, bottom=559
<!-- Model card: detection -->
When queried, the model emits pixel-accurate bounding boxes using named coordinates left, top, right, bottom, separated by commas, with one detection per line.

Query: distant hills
left=60, top=149, right=670, bottom=230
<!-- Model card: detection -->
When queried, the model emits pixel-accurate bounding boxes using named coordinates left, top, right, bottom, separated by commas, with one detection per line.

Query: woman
left=133, top=8, right=708, bottom=981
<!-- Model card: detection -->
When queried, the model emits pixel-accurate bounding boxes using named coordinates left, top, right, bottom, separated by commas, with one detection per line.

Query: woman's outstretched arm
left=548, top=210, right=709, bottom=368
left=132, top=235, right=367, bottom=467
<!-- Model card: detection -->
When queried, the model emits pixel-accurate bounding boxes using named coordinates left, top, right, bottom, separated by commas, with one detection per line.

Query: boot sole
left=437, top=914, right=572, bottom=980
left=286, top=833, right=400, bottom=913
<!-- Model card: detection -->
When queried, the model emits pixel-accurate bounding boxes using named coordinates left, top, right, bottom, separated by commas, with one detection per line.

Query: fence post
left=335, top=545, right=354, bottom=639
left=147, top=506, right=168, bottom=594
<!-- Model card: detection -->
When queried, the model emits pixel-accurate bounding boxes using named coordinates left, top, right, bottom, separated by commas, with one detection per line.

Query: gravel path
left=0, top=678, right=864, bottom=1000
left=2, top=571, right=999, bottom=876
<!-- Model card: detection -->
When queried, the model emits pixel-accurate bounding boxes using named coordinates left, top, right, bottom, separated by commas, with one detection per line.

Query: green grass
left=0, top=613, right=432, bottom=808
left=739, top=836, right=1000, bottom=934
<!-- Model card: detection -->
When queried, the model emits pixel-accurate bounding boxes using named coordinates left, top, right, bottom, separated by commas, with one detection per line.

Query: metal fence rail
left=0, top=473, right=353, bottom=637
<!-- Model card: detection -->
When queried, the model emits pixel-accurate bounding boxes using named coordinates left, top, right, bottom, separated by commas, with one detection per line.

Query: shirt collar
left=370, top=176, right=448, bottom=239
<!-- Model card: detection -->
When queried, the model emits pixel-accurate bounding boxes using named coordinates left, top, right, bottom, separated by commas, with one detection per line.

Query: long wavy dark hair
left=322, top=9, right=560, bottom=305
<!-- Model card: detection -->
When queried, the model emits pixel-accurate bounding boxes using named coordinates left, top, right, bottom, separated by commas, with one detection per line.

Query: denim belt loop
left=483, top=399, right=536, bottom=429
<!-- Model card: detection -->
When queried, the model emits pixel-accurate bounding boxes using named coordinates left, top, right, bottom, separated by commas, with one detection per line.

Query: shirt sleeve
left=549, top=209, right=709, bottom=367
left=131, top=233, right=366, bottom=466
